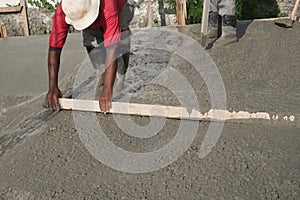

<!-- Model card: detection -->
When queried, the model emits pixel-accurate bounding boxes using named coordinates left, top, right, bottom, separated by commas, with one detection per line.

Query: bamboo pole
left=176, top=0, right=186, bottom=26
left=1, top=26, right=8, bottom=38
left=147, top=0, right=152, bottom=27
left=20, top=0, right=30, bottom=36
left=201, top=0, right=210, bottom=47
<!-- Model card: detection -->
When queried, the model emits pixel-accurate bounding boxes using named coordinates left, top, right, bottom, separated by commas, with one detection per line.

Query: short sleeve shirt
left=49, top=0, right=126, bottom=50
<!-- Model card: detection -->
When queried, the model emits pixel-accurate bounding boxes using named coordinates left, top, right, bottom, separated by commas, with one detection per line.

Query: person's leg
left=218, top=0, right=235, bottom=16
left=82, top=27, right=106, bottom=97
left=118, top=2, right=134, bottom=76
left=82, top=28, right=105, bottom=69
left=215, top=0, right=237, bottom=46
left=113, top=2, right=134, bottom=95
left=83, top=28, right=96, bottom=53
left=207, top=0, right=221, bottom=38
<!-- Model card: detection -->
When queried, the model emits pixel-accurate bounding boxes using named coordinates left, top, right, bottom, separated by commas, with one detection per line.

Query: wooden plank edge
left=59, top=98, right=192, bottom=119
left=0, top=6, right=22, bottom=13
left=247, top=17, right=290, bottom=22
left=58, top=98, right=298, bottom=122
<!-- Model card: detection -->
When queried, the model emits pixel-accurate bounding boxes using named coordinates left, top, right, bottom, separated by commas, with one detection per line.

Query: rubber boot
left=215, top=15, right=237, bottom=46
left=206, top=12, right=220, bottom=39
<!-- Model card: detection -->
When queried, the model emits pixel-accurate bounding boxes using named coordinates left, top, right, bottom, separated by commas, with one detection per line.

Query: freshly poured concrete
left=0, top=33, right=86, bottom=95
left=0, top=21, right=300, bottom=199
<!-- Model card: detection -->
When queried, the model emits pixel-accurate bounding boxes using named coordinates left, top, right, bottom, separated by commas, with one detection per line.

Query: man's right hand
left=45, top=87, right=62, bottom=111
left=47, top=50, right=62, bottom=111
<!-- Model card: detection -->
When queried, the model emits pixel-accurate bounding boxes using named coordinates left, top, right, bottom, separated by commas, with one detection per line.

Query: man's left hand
left=99, top=87, right=112, bottom=113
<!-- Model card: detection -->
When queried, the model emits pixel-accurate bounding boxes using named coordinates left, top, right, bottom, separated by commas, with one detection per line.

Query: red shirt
left=49, top=0, right=126, bottom=50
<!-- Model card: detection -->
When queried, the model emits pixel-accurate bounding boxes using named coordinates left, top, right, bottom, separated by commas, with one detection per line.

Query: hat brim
left=62, top=0, right=100, bottom=31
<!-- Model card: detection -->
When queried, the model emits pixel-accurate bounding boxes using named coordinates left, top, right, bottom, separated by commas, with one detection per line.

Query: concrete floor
left=0, top=20, right=299, bottom=199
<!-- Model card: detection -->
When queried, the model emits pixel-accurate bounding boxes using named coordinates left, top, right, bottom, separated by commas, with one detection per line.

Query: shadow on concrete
left=236, top=0, right=281, bottom=20
left=206, top=20, right=252, bottom=50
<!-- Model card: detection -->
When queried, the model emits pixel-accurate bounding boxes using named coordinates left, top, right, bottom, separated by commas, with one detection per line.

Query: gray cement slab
left=0, top=33, right=86, bottom=96
left=0, top=20, right=300, bottom=199
left=0, top=110, right=299, bottom=199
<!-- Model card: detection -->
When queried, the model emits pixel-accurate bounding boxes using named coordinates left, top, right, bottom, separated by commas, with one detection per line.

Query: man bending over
left=45, top=0, right=132, bottom=113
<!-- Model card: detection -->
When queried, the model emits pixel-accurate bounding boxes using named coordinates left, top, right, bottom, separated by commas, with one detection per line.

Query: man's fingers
left=54, top=102, right=60, bottom=111
left=99, top=88, right=112, bottom=114
left=47, top=96, right=60, bottom=111
left=45, top=88, right=62, bottom=111
left=99, top=100, right=111, bottom=114
left=46, top=96, right=53, bottom=109
left=105, top=101, right=110, bottom=113
left=53, top=97, right=60, bottom=111
left=107, top=101, right=112, bottom=110
left=99, top=102, right=105, bottom=113
left=45, top=98, right=50, bottom=108
left=50, top=102, right=59, bottom=111
left=50, top=99, right=56, bottom=111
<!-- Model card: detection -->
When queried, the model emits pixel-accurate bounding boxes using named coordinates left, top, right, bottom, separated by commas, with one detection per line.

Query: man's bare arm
left=45, top=50, right=62, bottom=111
left=99, top=47, right=118, bottom=113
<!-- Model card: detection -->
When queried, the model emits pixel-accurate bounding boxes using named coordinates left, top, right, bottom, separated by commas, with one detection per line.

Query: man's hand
left=99, top=87, right=112, bottom=113
left=45, top=87, right=62, bottom=111
left=99, top=47, right=118, bottom=113
left=46, top=50, right=62, bottom=111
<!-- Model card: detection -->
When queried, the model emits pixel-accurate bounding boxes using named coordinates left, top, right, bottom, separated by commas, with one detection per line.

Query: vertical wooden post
left=1, top=26, right=8, bottom=38
left=201, top=0, right=210, bottom=35
left=176, top=0, right=186, bottom=26
left=147, top=0, right=152, bottom=27
left=201, top=0, right=210, bottom=47
left=290, top=0, right=300, bottom=21
left=20, top=0, right=30, bottom=36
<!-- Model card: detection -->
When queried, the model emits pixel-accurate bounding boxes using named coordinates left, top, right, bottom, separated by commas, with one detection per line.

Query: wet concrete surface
left=0, top=20, right=300, bottom=199
left=0, top=34, right=86, bottom=96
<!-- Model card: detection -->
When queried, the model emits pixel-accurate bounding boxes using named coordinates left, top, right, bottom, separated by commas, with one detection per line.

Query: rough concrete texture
left=0, top=20, right=300, bottom=199
left=277, top=0, right=300, bottom=16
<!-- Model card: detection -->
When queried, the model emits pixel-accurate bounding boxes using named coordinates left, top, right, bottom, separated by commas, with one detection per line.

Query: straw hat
left=62, top=0, right=100, bottom=30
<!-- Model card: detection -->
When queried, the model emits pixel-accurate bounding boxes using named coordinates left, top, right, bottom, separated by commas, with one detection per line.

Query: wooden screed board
left=59, top=98, right=278, bottom=121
